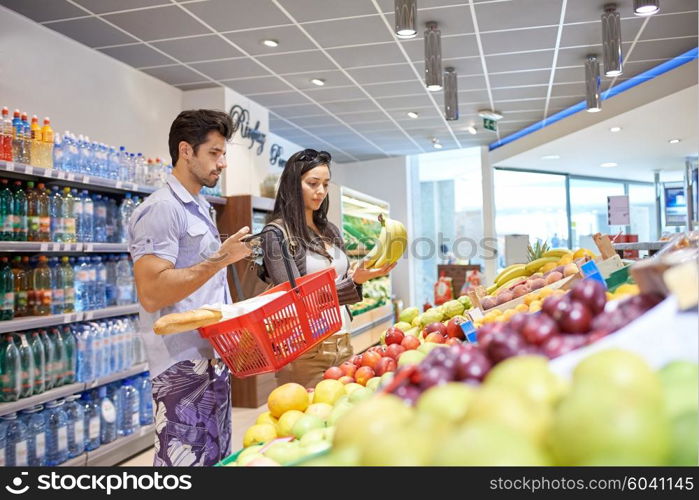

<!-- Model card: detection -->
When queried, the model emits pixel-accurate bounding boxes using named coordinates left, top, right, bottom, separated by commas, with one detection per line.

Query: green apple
left=416, top=382, right=476, bottom=423
left=484, top=355, right=568, bottom=408
left=305, top=402, right=333, bottom=421
left=399, top=307, right=419, bottom=324
left=360, top=427, right=435, bottom=466
left=292, top=414, right=325, bottom=439
left=394, top=321, right=413, bottom=332
left=573, top=349, right=662, bottom=406
left=333, top=395, right=413, bottom=451
left=433, top=421, right=552, bottom=466
left=348, top=387, right=372, bottom=404
left=397, top=350, right=426, bottom=367
left=550, top=384, right=669, bottom=465
left=328, top=401, right=354, bottom=425
left=668, top=410, right=698, bottom=466
left=365, top=377, right=382, bottom=392
left=659, top=361, right=699, bottom=419
left=343, top=383, right=364, bottom=395
left=299, top=427, right=328, bottom=446
left=263, top=441, right=306, bottom=465
left=301, top=440, right=332, bottom=457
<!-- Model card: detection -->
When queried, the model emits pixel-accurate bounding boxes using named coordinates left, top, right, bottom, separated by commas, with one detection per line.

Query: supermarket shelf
left=0, top=160, right=225, bottom=205
left=612, top=241, right=667, bottom=251
left=85, top=363, right=148, bottom=390
left=0, top=382, right=84, bottom=417
left=0, top=304, right=139, bottom=334
left=0, top=241, right=128, bottom=253
left=62, top=453, right=88, bottom=467
left=86, top=425, right=154, bottom=467
left=0, top=363, right=149, bottom=417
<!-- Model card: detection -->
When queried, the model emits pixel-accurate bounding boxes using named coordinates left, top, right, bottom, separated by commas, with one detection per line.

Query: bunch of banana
left=493, top=263, right=528, bottom=288
left=364, top=213, right=408, bottom=269
left=525, top=256, right=559, bottom=274
left=542, top=248, right=572, bottom=258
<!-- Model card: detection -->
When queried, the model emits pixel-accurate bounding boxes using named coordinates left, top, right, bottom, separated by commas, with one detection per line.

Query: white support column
left=480, top=145, right=497, bottom=284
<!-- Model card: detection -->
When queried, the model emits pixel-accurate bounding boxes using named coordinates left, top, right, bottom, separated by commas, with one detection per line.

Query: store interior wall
left=0, top=5, right=180, bottom=161
left=332, top=156, right=415, bottom=307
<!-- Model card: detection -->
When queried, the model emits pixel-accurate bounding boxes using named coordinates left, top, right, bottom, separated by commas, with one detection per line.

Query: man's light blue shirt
left=127, top=174, right=230, bottom=377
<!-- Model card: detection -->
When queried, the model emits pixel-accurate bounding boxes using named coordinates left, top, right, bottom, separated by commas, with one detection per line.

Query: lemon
left=277, top=409, right=305, bottom=437
left=243, top=424, right=277, bottom=447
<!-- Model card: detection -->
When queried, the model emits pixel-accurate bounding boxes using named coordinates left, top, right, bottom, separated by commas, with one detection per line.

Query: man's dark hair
left=168, top=109, right=233, bottom=165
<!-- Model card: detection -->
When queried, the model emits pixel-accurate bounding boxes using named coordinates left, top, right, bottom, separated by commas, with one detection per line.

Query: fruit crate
left=215, top=449, right=243, bottom=467
left=214, top=444, right=330, bottom=467
left=605, top=265, right=633, bottom=293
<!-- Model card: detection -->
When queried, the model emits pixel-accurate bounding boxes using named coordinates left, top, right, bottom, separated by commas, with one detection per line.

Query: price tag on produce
left=580, top=260, right=607, bottom=289
left=460, top=321, right=478, bottom=344
left=40, top=243, right=48, bottom=251
left=5, top=162, right=14, bottom=171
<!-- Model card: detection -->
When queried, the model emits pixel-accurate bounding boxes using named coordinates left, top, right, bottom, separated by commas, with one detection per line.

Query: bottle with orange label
left=29, top=115, right=42, bottom=167
left=41, top=118, right=54, bottom=168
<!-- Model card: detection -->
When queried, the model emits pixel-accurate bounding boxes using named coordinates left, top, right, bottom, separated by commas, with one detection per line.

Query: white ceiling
left=493, top=84, right=698, bottom=182
left=1, top=0, right=697, bottom=162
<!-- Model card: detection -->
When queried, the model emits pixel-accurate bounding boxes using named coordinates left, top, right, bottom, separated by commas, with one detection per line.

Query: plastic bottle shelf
left=0, top=304, right=139, bottom=334
left=0, top=363, right=149, bottom=417
left=83, top=424, right=155, bottom=467
left=0, top=241, right=129, bottom=253
left=0, top=160, right=226, bottom=204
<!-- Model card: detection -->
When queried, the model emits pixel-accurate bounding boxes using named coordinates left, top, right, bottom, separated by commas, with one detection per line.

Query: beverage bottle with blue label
left=116, top=254, right=133, bottom=305
left=93, top=256, right=107, bottom=310
left=80, top=190, right=94, bottom=243
left=1, top=412, right=28, bottom=466
left=44, top=399, right=69, bottom=465
left=0, top=333, right=21, bottom=402
left=28, top=330, right=46, bottom=394
left=137, top=373, right=153, bottom=425
left=19, top=404, right=46, bottom=466
left=98, top=386, right=117, bottom=444
left=38, top=329, right=57, bottom=390
left=61, top=325, right=77, bottom=385
left=112, top=319, right=124, bottom=372
left=105, top=255, right=117, bottom=307
left=93, top=194, right=107, bottom=243
left=81, top=391, right=100, bottom=451
left=49, top=185, right=63, bottom=242
left=73, top=256, right=89, bottom=312
left=116, top=378, right=138, bottom=437
left=75, top=323, right=94, bottom=383
left=64, top=394, right=85, bottom=458
left=12, top=333, right=35, bottom=398
left=48, top=327, right=66, bottom=387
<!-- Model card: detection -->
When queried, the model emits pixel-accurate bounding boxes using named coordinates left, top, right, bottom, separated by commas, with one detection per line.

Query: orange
left=268, top=383, right=309, bottom=417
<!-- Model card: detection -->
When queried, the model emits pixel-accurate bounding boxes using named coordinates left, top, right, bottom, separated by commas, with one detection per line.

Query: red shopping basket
left=199, top=268, right=342, bottom=378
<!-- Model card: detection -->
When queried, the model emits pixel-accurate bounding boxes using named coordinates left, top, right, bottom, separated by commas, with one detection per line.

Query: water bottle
left=47, top=328, right=65, bottom=389
left=64, top=395, right=85, bottom=458
left=123, top=318, right=134, bottom=369
left=116, top=255, right=133, bottom=306
left=87, top=322, right=103, bottom=380
left=107, top=147, right=118, bottom=180
left=116, top=146, right=127, bottom=181
left=61, top=187, right=76, bottom=243
left=49, top=256, right=64, bottom=315
left=137, top=374, right=153, bottom=425
left=105, top=255, right=117, bottom=307
left=116, top=378, right=138, bottom=437
left=80, top=190, right=94, bottom=243
left=86, top=257, right=96, bottom=311
left=132, top=325, right=145, bottom=365
left=0, top=333, right=21, bottom=402
left=128, top=153, right=136, bottom=182
left=93, top=194, right=107, bottom=243
left=1, top=412, right=29, bottom=466
left=118, top=194, right=134, bottom=243
left=61, top=325, right=77, bottom=385
left=107, top=197, right=118, bottom=243
left=60, top=256, right=75, bottom=313
left=98, top=386, right=117, bottom=444
left=93, top=142, right=104, bottom=177
left=81, top=391, right=101, bottom=451
left=112, top=319, right=124, bottom=372
left=77, top=135, right=90, bottom=174
left=28, top=330, right=46, bottom=395
left=44, top=399, right=69, bottom=465
left=135, top=153, right=146, bottom=185
left=73, top=257, right=88, bottom=312
left=52, top=133, right=64, bottom=171
left=39, top=329, right=57, bottom=390
left=49, top=185, right=63, bottom=242
left=61, top=132, right=73, bottom=172
left=12, top=333, right=35, bottom=398
left=75, top=323, right=94, bottom=383
left=93, top=256, right=107, bottom=310
left=19, top=404, right=46, bottom=466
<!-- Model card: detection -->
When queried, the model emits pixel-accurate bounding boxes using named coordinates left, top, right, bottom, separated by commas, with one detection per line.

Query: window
left=569, top=178, right=625, bottom=249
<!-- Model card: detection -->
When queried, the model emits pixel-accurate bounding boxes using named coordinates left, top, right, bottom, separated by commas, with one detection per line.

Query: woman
left=260, top=149, right=395, bottom=388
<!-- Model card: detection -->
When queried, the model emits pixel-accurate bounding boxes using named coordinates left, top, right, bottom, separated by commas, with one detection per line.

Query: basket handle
left=243, top=226, right=298, bottom=289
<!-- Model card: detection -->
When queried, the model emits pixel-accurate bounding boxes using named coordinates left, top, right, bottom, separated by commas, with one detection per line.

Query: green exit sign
left=483, top=118, right=498, bottom=132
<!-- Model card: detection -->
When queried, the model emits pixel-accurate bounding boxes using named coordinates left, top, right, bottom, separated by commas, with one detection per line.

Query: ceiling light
left=407, top=111, right=419, bottom=119
left=669, top=138, right=681, bottom=144
left=261, top=39, right=279, bottom=47
left=610, top=126, right=622, bottom=132
left=585, top=55, right=602, bottom=112
left=310, top=78, right=326, bottom=86
left=601, top=4, right=623, bottom=77
left=541, top=154, right=560, bottom=160
left=600, top=162, right=618, bottom=168
left=444, top=67, right=459, bottom=121
left=465, top=126, right=477, bottom=135
left=424, top=22, right=443, bottom=91
left=395, top=0, right=417, bottom=38
left=478, top=109, right=503, bottom=121
left=432, top=138, right=443, bottom=149
left=634, top=0, right=660, bottom=16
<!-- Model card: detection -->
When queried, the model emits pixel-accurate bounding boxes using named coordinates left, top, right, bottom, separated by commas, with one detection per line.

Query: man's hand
left=213, top=226, right=252, bottom=265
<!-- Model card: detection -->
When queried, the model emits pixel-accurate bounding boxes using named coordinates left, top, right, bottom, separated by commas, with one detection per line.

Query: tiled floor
left=118, top=405, right=265, bottom=466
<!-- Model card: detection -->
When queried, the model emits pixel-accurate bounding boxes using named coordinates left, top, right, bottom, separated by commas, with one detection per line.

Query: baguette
left=153, top=308, right=223, bottom=335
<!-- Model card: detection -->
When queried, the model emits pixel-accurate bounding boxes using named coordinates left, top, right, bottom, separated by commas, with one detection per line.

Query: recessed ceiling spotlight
left=261, top=39, right=279, bottom=47
left=541, top=154, right=560, bottom=160
left=634, top=0, right=660, bottom=16
left=432, top=138, right=443, bottom=149
left=407, top=111, right=419, bottom=119
left=668, top=138, right=681, bottom=144
left=600, top=162, right=618, bottom=168
left=310, top=78, right=326, bottom=86
left=465, top=126, right=477, bottom=135
left=610, top=126, right=622, bottom=132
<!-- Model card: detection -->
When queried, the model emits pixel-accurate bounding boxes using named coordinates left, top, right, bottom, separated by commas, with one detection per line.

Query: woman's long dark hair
left=270, top=148, right=337, bottom=260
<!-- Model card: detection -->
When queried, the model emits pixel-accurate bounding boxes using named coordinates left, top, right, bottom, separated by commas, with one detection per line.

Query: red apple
left=422, top=322, right=448, bottom=338
left=385, top=343, right=406, bottom=360
left=385, top=327, right=405, bottom=346
left=360, top=351, right=382, bottom=370
left=339, top=361, right=357, bottom=377
left=368, top=345, right=387, bottom=357
left=338, top=375, right=355, bottom=384
left=355, top=366, right=375, bottom=386
left=424, top=332, right=446, bottom=344
left=375, top=356, right=397, bottom=376
left=446, top=316, right=467, bottom=339
left=445, top=337, right=462, bottom=346
left=350, top=354, right=363, bottom=367
left=400, top=335, right=421, bottom=350
left=323, top=366, right=343, bottom=380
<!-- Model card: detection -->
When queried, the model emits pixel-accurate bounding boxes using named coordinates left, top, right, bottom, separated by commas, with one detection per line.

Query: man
left=128, top=109, right=251, bottom=466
